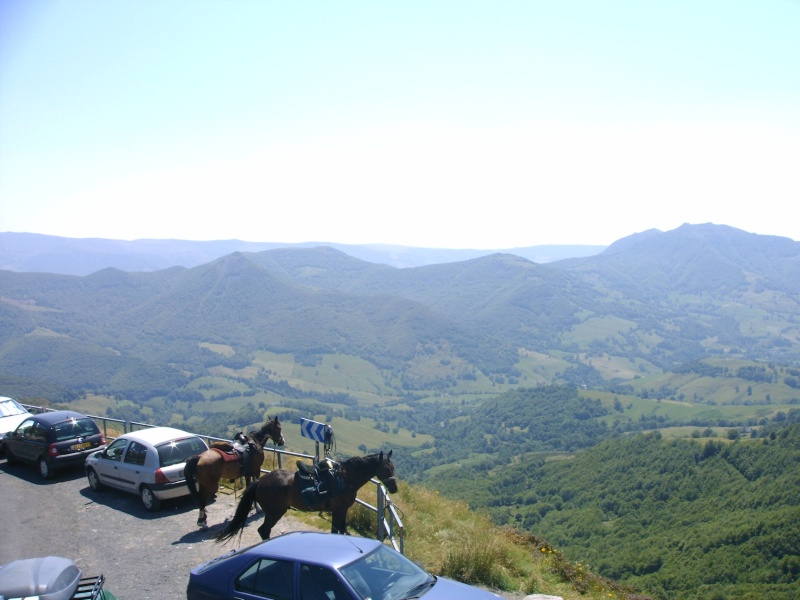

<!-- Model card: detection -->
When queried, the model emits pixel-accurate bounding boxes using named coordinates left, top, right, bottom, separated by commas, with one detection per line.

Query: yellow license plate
left=71, top=442, right=91, bottom=451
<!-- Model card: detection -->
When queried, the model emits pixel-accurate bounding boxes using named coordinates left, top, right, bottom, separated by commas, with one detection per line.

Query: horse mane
left=338, top=452, right=389, bottom=476
left=341, top=453, right=379, bottom=469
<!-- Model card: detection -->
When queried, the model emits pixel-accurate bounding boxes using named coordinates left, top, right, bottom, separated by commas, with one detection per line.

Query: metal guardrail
left=21, top=404, right=405, bottom=552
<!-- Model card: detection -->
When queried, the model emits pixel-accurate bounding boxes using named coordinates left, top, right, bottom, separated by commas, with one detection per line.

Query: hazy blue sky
left=1, top=0, right=798, bottom=248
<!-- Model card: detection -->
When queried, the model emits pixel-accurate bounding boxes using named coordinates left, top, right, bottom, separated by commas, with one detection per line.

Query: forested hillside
left=433, top=420, right=800, bottom=600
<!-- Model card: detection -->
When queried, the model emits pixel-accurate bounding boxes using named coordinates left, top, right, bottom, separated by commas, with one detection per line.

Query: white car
left=85, top=426, right=208, bottom=511
left=0, top=396, right=32, bottom=456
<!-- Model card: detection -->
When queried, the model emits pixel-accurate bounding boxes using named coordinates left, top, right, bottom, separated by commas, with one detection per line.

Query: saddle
left=297, top=459, right=343, bottom=508
left=211, top=433, right=257, bottom=478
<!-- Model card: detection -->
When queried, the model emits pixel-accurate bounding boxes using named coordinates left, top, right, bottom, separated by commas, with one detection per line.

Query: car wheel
left=87, top=468, right=104, bottom=491
left=141, top=485, right=161, bottom=511
left=38, top=457, right=55, bottom=480
left=4, top=446, right=17, bottom=465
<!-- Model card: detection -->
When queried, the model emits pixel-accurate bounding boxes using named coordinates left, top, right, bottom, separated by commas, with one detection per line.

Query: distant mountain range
left=0, top=231, right=606, bottom=274
left=1, top=223, right=799, bottom=402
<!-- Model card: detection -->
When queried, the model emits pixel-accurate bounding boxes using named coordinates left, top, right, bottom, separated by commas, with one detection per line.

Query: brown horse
left=185, top=416, right=285, bottom=529
left=215, top=450, right=397, bottom=542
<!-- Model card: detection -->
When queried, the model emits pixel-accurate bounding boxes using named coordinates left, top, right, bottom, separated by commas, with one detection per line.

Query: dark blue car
left=187, top=531, right=504, bottom=600
left=3, top=409, right=105, bottom=479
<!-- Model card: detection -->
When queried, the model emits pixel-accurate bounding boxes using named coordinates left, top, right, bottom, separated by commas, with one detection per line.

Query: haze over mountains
left=0, top=231, right=606, bottom=274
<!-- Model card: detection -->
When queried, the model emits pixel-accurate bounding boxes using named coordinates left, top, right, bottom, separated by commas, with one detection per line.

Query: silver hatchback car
left=85, top=426, right=208, bottom=511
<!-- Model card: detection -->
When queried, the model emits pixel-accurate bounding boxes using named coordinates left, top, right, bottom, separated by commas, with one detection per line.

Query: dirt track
left=0, top=458, right=321, bottom=599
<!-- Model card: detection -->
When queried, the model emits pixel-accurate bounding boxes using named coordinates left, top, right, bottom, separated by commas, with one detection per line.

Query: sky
left=1, top=0, right=798, bottom=250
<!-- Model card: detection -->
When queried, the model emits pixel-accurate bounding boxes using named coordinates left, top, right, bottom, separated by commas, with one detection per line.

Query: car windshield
left=0, top=398, right=27, bottom=417
left=156, top=436, right=207, bottom=467
left=340, top=544, right=433, bottom=600
left=53, top=417, right=99, bottom=441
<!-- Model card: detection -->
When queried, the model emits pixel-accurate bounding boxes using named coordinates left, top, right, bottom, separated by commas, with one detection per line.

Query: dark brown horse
left=216, top=450, right=397, bottom=542
left=185, top=416, right=285, bottom=529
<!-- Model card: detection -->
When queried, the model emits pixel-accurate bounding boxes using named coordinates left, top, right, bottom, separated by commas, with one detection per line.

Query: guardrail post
left=377, top=483, right=386, bottom=541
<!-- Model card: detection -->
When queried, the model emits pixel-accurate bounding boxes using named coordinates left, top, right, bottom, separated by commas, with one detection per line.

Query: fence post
left=377, top=483, right=386, bottom=541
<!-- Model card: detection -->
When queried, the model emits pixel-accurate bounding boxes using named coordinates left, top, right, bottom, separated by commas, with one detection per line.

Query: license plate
left=71, top=441, right=91, bottom=451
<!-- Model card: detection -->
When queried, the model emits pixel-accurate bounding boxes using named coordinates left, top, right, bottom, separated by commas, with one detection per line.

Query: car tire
left=87, top=468, right=104, bottom=491
left=38, top=457, right=55, bottom=480
left=141, top=485, right=161, bottom=511
left=4, top=446, right=17, bottom=465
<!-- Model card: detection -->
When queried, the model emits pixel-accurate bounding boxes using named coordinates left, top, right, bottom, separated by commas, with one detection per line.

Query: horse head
left=375, top=450, right=398, bottom=494
left=253, top=416, right=285, bottom=447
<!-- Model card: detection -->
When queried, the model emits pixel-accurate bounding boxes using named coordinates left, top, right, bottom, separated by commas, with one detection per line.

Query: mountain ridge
left=0, top=231, right=606, bottom=274
left=1, top=223, right=799, bottom=401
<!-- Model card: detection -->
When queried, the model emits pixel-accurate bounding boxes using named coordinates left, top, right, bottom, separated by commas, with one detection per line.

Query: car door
left=92, top=437, right=131, bottom=490
left=299, top=563, right=354, bottom=600
left=17, top=420, right=47, bottom=463
left=117, top=440, right=149, bottom=491
left=231, top=557, right=297, bottom=600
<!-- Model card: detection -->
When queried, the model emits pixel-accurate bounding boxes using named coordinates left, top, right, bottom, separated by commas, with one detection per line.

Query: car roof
left=246, top=532, right=384, bottom=568
left=117, top=426, right=200, bottom=446
left=28, top=410, right=92, bottom=426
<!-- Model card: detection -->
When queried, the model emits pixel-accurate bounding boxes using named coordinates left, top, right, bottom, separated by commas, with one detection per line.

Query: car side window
left=300, top=564, right=350, bottom=600
left=15, top=419, right=35, bottom=437
left=105, top=438, right=128, bottom=461
left=235, top=558, right=294, bottom=600
left=124, top=441, right=148, bottom=466
left=30, top=424, right=48, bottom=442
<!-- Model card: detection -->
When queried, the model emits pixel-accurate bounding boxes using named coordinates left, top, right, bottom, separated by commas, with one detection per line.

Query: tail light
left=48, top=443, right=59, bottom=457
left=155, top=468, right=169, bottom=484
left=100, top=433, right=106, bottom=445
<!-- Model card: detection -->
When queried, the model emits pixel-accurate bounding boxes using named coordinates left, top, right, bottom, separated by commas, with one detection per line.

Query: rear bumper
left=52, top=448, right=103, bottom=469
left=152, top=479, right=190, bottom=500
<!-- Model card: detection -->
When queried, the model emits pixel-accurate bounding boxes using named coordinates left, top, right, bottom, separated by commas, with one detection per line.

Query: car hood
left=425, top=577, right=505, bottom=600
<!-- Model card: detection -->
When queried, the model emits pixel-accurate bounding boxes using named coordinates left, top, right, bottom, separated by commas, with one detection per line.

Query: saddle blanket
left=210, top=447, right=239, bottom=462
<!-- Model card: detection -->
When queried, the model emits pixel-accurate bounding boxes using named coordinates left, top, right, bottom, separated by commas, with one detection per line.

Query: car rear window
left=156, top=436, right=207, bottom=467
left=53, top=418, right=100, bottom=442
left=0, top=398, right=27, bottom=417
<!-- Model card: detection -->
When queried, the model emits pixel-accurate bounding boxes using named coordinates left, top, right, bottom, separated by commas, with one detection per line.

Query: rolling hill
left=2, top=223, right=799, bottom=404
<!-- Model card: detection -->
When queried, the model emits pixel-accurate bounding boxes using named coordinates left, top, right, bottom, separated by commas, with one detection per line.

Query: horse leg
left=245, top=475, right=262, bottom=513
left=257, top=508, right=285, bottom=540
left=197, top=480, right=221, bottom=530
left=330, top=507, right=349, bottom=535
left=196, top=491, right=208, bottom=530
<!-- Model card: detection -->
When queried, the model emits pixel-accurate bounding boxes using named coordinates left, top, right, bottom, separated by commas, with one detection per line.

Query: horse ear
left=387, top=449, right=392, bottom=458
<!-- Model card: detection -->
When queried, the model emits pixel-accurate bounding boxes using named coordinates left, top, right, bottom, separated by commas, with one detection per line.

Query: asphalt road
left=0, top=457, right=318, bottom=600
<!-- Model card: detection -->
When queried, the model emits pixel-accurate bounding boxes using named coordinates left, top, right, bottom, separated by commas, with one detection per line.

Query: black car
left=4, top=410, right=106, bottom=479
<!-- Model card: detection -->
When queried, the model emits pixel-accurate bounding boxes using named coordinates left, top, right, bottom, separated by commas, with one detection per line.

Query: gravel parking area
left=0, top=458, right=319, bottom=599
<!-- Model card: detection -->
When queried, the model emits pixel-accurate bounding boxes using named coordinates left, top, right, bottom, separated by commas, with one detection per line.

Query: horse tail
left=184, top=454, right=201, bottom=503
left=215, top=479, right=259, bottom=543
